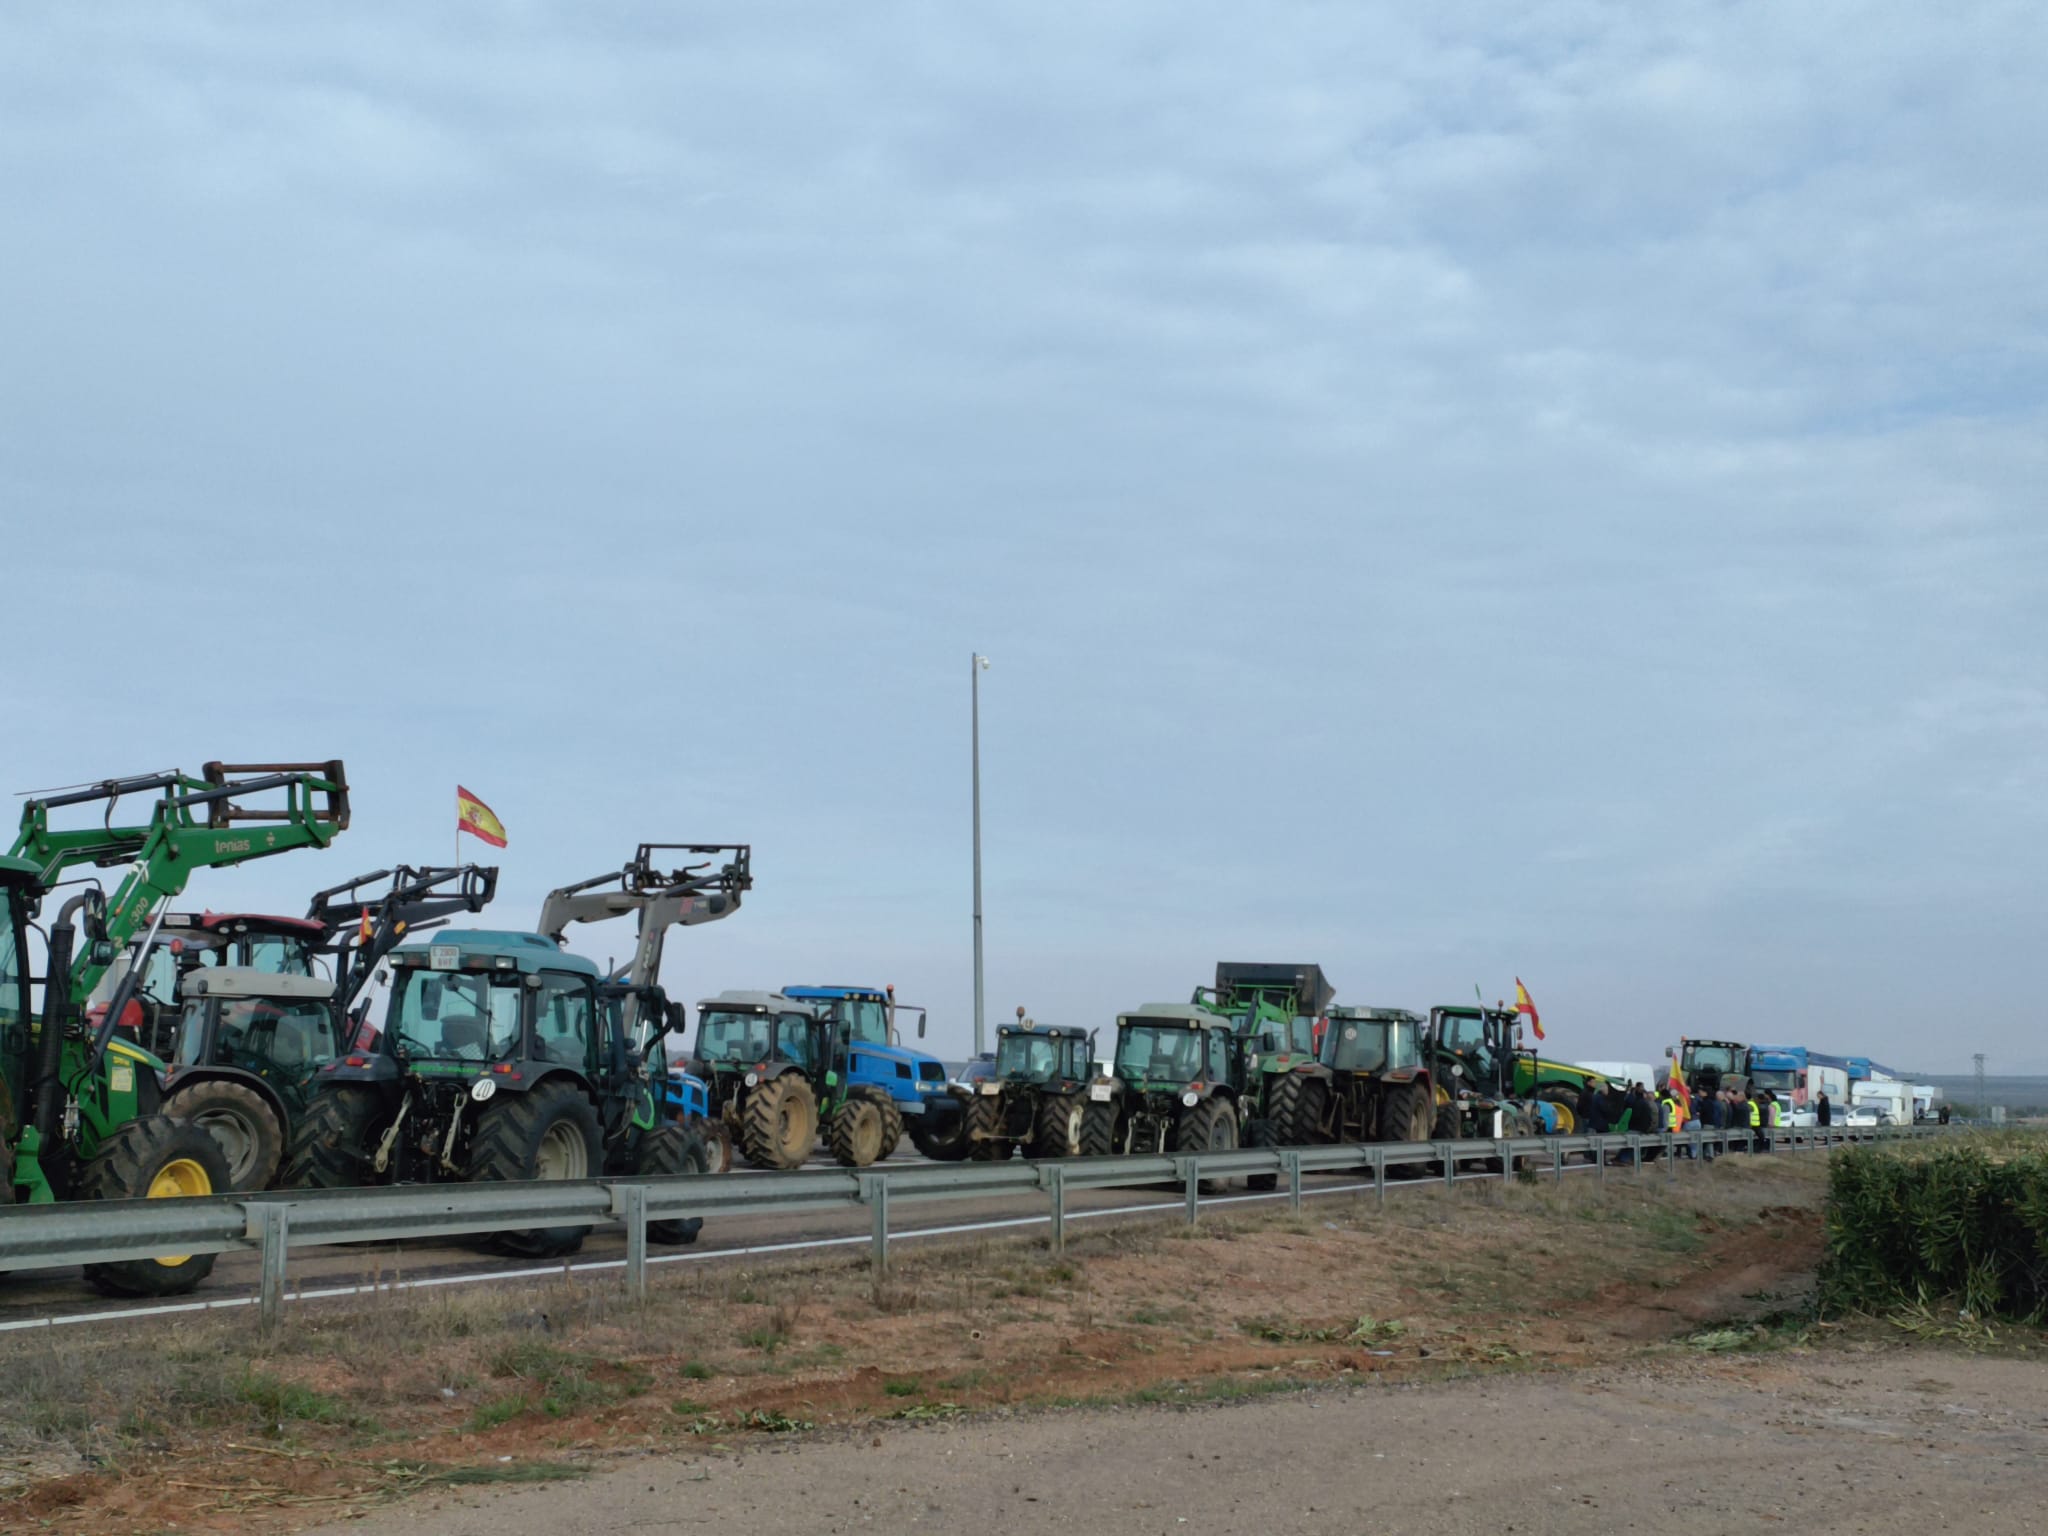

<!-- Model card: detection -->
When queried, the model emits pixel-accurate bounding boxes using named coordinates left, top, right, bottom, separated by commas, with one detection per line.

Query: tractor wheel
left=905, top=1092, right=971, bottom=1161
left=1291, top=1077, right=1330, bottom=1146
left=1267, top=1073, right=1305, bottom=1145
left=1535, top=1084, right=1579, bottom=1134
left=828, top=1097, right=886, bottom=1168
left=281, top=1086, right=384, bottom=1189
left=636, top=1124, right=709, bottom=1245
left=1030, top=1092, right=1087, bottom=1159
left=683, top=1114, right=735, bottom=1175
left=874, top=1096, right=905, bottom=1161
left=80, top=1116, right=233, bottom=1298
left=469, top=1082, right=604, bottom=1258
left=1244, top=1112, right=1280, bottom=1191
left=965, top=1093, right=1004, bottom=1160
left=164, top=1079, right=284, bottom=1192
left=1078, top=1098, right=1118, bottom=1158
left=741, top=1075, right=817, bottom=1170
left=1382, top=1082, right=1433, bottom=1145
left=1174, top=1095, right=1239, bottom=1193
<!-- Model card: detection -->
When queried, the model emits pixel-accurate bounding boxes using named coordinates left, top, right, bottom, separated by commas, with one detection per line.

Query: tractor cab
left=1113, top=1004, right=1235, bottom=1090
left=782, top=982, right=962, bottom=1157
left=1196, top=962, right=1333, bottom=1066
left=993, top=1020, right=1093, bottom=1086
left=1318, top=1006, right=1425, bottom=1075
left=692, top=990, right=820, bottom=1086
left=1426, top=1005, right=1528, bottom=1100
left=1, top=857, right=35, bottom=1073
left=107, top=912, right=332, bottom=1057
left=1674, top=1038, right=1747, bottom=1097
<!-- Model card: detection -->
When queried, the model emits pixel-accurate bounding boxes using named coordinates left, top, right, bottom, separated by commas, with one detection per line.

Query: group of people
left=1571, top=1076, right=1789, bottom=1162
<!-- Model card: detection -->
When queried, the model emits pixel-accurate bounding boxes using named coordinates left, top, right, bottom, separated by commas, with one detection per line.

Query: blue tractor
left=781, top=984, right=969, bottom=1161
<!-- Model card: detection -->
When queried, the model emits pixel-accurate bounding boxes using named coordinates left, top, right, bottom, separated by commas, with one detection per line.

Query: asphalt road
left=315, top=1351, right=2048, bottom=1536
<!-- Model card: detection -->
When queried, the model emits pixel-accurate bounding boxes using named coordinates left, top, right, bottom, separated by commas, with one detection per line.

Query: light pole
left=971, top=653, right=989, bottom=1057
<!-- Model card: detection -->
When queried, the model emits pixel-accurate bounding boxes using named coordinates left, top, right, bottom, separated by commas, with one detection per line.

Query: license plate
left=430, top=944, right=460, bottom=971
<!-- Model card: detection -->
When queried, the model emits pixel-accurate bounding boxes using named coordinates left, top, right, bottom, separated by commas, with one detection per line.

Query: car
left=953, top=1054, right=997, bottom=1089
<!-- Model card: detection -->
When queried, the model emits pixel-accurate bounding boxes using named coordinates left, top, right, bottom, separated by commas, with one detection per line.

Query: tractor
left=2, top=762, right=349, bottom=1296
left=780, top=983, right=968, bottom=1160
left=962, top=1014, right=1096, bottom=1160
left=1078, top=1004, right=1245, bottom=1176
left=1422, top=1004, right=1550, bottom=1150
left=537, top=844, right=750, bottom=1174
left=1193, top=961, right=1335, bottom=1151
left=134, top=864, right=498, bottom=1190
left=690, top=989, right=915, bottom=1169
left=1298, top=1005, right=1437, bottom=1144
left=1673, top=1037, right=1748, bottom=1098
left=283, top=928, right=708, bottom=1256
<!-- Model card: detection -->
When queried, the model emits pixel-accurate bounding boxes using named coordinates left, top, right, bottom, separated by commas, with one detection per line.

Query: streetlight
left=971, top=653, right=990, bottom=1057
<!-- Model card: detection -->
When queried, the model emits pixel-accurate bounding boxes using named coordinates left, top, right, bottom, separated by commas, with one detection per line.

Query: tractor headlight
left=744, top=1072, right=759, bottom=1088
left=1181, top=1091, right=1199, bottom=1108
left=917, top=1079, right=937, bottom=1092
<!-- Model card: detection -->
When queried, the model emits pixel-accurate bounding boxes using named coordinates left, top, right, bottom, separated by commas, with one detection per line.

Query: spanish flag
left=456, top=786, right=508, bottom=848
left=1513, top=977, right=1543, bottom=1040
left=1667, top=1052, right=1692, bottom=1124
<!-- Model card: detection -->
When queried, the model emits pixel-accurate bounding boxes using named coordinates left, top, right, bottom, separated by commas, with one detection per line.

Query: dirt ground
left=4, top=1154, right=2040, bottom=1534
left=315, top=1349, right=2048, bottom=1536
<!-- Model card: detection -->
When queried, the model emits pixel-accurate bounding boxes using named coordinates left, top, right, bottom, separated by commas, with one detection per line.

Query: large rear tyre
left=636, top=1124, right=709, bottom=1245
left=1030, top=1093, right=1086, bottom=1159
left=1245, top=1113, right=1280, bottom=1191
left=80, top=1117, right=233, bottom=1297
left=281, top=1086, right=384, bottom=1189
left=965, top=1094, right=1004, bottom=1160
left=682, top=1114, right=735, bottom=1175
left=1174, top=1095, right=1240, bottom=1193
left=470, top=1082, right=604, bottom=1258
left=828, top=1096, right=886, bottom=1168
left=1079, top=1098, right=1118, bottom=1158
left=163, top=1079, right=285, bottom=1192
left=905, top=1092, right=971, bottom=1161
left=1535, top=1084, right=1579, bottom=1134
left=1383, top=1082, right=1434, bottom=1145
left=741, top=1074, right=817, bottom=1170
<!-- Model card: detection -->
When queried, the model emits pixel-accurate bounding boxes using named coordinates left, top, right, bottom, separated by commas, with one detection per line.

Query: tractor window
left=1326, top=1021, right=1389, bottom=1073
left=1288, top=1016, right=1316, bottom=1054
left=699, top=1009, right=775, bottom=1064
left=1206, top=1030, right=1232, bottom=1082
left=239, top=937, right=317, bottom=975
left=0, top=895, right=25, bottom=1037
left=534, top=973, right=594, bottom=1069
left=392, top=970, right=524, bottom=1061
left=774, top=1013, right=816, bottom=1071
left=1115, top=1025, right=1203, bottom=1084
left=181, top=997, right=340, bottom=1072
left=842, top=996, right=889, bottom=1044
left=995, top=1032, right=1062, bottom=1083
left=1063, top=1039, right=1091, bottom=1080
left=1390, top=1022, right=1420, bottom=1071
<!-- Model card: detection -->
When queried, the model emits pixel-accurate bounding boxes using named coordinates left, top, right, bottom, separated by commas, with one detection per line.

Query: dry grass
left=0, top=1151, right=1839, bottom=1533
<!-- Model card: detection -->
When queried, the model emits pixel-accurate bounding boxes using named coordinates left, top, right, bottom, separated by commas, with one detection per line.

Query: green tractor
left=688, top=989, right=911, bottom=1170
left=963, top=1014, right=1096, bottom=1160
left=1192, top=961, right=1334, bottom=1148
left=1078, top=1004, right=1245, bottom=1174
left=2, top=763, right=350, bottom=1296
left=1422, top=1004, right=1551, bottom=1149
left=1298, top=1005, right=1437, bottom=1144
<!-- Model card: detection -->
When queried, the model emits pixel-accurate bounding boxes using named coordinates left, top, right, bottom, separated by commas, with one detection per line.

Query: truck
left=1743, top=1044, right=1854, bottom=1126
left=780, top=983, right=966, bottom=1160
left=3, top=762, right=350, bottom=1295
left=1850, top=1079, right=1914, bottom=1127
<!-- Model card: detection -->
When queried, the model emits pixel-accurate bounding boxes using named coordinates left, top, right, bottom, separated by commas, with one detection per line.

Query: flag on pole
left=456, top=786, right=508, bottom=848
left=1513, top=977, right=1544, bottom=1040
left=1667, top=1049, right=1692, bottom=1124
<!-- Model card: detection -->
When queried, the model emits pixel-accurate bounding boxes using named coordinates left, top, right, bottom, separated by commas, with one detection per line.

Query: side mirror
left=917, top=1014, right=926, bottom=1039
left=1663, top=1045, right=1675, bottom=1059
left=666, top=1000, right=689, bottom=1035
left=1258, top=1032, right=1280, bottom=1053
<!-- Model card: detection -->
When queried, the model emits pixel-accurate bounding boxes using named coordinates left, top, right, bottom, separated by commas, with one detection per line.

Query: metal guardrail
left=0, top=1122, right=1944, bottom=1329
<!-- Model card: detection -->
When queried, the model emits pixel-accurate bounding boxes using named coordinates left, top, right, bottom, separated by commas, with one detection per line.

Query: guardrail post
left=1629, top=1134, right=1642, bottom=1174
left=1597, top=1135, right=1608, bottom=1183
left=1284, top=1151, right=1302, bottom=1212
left=1664, top=1134, right=1675, bottom=1182
left=252, top=1203, right=289, bottom=1336
left=1551, top=1140, right=1564, bottom=1184
left=1373, top=1145, right=1387, bottom=1209
left=1441, top=1143, right=1454, bottom=1191
left=619, top=1184, right=649, bottom=1302
left=1047, top=1166, right=1066, bottom=1256
left=1183, top=1159, right=1200, bottom=1226
left=866, top=1174, right=890, bottom=1278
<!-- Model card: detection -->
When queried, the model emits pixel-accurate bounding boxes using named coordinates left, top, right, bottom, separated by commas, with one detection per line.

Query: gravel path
left=319, top=1350, right=2048, bottom=1536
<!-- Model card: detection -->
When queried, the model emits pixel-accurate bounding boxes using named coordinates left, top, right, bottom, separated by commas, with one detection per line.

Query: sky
left=3, top=2, right=2044, bottom=1073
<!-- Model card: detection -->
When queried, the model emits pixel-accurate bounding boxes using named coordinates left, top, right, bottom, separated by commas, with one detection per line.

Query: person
left=1698, top=1085, right=1722, bottom=1161
left=1575, top=1079, right=1601, bottom=1133
left=1581, top=1080, right=1613, bottom=1135
left=1627, top=1081, right=1660, bottom=1162
left=1816, top=1091, right=1832, bottom=1128
left=1746, top=1089, right=1765, bottom=1153
left=1938, top=1103, right=1951, bottom=1125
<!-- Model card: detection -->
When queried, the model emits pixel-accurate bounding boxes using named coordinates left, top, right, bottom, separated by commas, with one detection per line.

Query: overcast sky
left=4, top=3, right=2043, bottom=1073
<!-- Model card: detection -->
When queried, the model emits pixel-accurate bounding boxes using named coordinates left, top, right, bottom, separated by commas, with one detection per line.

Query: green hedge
left=1818, top=1144, right=2048, bottom=1320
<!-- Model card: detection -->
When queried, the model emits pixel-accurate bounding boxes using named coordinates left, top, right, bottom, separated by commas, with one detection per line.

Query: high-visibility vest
left=1767, top=1102, right=1780, bottom=1127
left=1664, top=1100, right=1680, bottom=1133
left=1747, top=1100, right=1761, bottom=1128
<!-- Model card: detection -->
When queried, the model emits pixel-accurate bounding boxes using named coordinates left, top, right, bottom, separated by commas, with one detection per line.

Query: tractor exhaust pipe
left=29, top=894, right=86, bottom=1147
